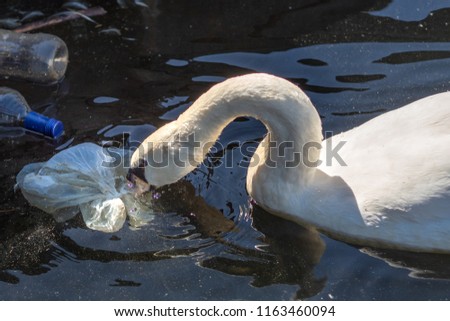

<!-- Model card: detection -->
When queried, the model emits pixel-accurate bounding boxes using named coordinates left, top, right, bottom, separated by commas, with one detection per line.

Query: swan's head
left=128, top=120, right=203, bottom=189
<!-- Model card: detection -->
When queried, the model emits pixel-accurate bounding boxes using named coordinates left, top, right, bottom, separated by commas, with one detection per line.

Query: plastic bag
left=15, top=143, right=153, bottom=232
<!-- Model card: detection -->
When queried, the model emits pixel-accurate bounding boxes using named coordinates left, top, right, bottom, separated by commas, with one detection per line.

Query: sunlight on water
left=369, top=0, right=450, bottom=21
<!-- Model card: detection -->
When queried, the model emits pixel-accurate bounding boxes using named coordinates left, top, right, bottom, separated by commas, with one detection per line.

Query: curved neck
left=132, top=74, right=323, bottom=188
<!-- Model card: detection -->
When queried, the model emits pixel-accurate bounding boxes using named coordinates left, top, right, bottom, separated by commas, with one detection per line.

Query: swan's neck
left=132, top=74, right=323, bottom=191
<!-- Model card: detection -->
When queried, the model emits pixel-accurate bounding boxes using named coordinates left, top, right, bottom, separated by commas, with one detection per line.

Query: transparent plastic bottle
left=0, top=87, right=64, bottom=138
left=0, top=29, right=68, bottom=84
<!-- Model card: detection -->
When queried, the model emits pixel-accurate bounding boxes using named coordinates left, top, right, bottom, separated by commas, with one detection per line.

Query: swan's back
left=321, top=92, right=450, bottom=213
left=314, top=92, right=450, bottom=251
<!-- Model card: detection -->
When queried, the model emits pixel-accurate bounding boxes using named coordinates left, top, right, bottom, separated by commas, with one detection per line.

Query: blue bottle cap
left=23, top=111, right=64, bottom=138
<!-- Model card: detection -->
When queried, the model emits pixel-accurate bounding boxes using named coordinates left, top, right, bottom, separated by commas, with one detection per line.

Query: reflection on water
left=201, top=207, right=327, bottom=300
left=194, top=42, right=450, bottom=98
left=369, top=0, right=450, bottom=21
left=1, top=0, right=450, bottom=300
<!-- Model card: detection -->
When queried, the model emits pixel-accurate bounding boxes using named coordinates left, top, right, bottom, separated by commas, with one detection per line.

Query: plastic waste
left=15, top=143, right=153, bottom=232
left=0, top=87, right=64, bottom=138
left=0, top=29, right=68, bottom=83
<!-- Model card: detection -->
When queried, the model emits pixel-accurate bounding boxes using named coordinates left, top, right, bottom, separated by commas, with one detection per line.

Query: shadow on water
left=1, top=0, right=450, bottom=300
left=200, top=206, right=328, bottom=300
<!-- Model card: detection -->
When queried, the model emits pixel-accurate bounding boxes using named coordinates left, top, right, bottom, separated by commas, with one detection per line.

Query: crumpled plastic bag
left=15, top=142, right=153, bottom=232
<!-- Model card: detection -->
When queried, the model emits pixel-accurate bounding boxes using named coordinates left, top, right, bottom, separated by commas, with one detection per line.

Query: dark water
left=1, top=0, right=450, bottom=300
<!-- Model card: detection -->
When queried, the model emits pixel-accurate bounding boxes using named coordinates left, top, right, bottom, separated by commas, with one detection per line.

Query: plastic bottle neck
left=23, top=111, right=64, bottom=138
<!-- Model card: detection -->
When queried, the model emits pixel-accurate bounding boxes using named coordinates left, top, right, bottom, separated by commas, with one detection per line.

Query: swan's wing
left=319, top=91, right=450, bottom=223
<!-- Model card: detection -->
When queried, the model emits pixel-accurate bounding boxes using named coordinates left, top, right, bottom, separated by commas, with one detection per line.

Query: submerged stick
left=14, top=6, right=107, bottom=33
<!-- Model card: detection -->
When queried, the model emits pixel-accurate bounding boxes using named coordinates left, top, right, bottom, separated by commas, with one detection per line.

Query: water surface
left=1, top=0, right=450, bottom=300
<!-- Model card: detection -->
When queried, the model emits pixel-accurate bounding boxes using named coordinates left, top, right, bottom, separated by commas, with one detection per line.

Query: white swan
left=129, top=73, right=450, bottom=253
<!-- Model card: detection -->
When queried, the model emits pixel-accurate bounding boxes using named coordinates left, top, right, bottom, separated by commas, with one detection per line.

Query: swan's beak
left=126, top=161, right=152, bottom=196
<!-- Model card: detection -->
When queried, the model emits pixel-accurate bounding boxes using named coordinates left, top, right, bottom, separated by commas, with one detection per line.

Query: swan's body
left=131, top=73, right=450, bottom=253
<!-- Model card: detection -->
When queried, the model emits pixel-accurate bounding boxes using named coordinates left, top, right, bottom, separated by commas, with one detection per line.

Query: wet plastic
left=0, top=87, right=64, bottom=138
left=0, top=29, right=68, bottom=83
left=15, top=143, right=153, bottom=232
